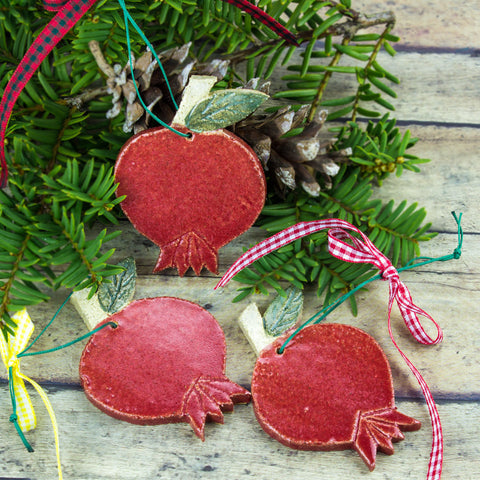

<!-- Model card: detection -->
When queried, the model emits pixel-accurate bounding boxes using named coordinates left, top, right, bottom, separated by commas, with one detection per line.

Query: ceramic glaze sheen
left=251, top=323, right=421, bottom=470
left=114, top=126, right=266, bottom=276
left=80, top=297, right=251, bottom=439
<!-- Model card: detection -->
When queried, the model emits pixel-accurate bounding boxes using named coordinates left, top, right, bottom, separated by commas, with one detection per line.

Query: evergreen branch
left=334, top=115, right=428, bottom=183
left=0, top=50, right=18, bottom=65
left=323, top=10, right=395, bottom=39
left=199, top=5, right=260, bottom=57
left=47, top=106, right=77, bottom=173
left=0, top=233, right=31, bottom=329
left=350, top=24, right=393, bottom=121
left=308, top=36, right=348, bottom=122
left=227, top=36, right=287, bottom=64
left=227, top=9, right=395, bottom=64
left=60, top=86, right=110, bottom=110
left=49, top=212, right=100, bottom=288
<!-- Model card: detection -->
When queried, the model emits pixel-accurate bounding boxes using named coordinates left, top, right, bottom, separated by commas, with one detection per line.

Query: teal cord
left=19, top=291, right=74, bottom=357
left=9, top=366, right=34, bottom=452
left=19, top=321, right=117, bottom=359
left=278, top=211, right=464, bottom=353
left=117, top=0, right=191, bottom=138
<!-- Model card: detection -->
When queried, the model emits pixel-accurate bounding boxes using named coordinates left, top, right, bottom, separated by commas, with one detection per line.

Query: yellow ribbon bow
left=1, top=308, right=62, bottom=479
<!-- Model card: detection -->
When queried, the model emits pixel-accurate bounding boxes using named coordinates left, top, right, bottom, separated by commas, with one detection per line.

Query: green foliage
left=263, top=286, right=303, bottom=336
left=279, top=30, right=401, bottom=119
left=185, top=89, right=268, bottom=132
left=0, top=1, right=130, bottom=335
left=334, top=115, right=430, bottom=184
left=0, top=0, right=436, bottom=334
left=0, top=151, right=125, bottom=335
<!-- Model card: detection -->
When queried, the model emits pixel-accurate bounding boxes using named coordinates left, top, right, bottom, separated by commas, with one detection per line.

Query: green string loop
left=452, top=211, right=463, bottom=258
left=8, top=366, right=34, bottom=452
left=278, top=211, right=464, bottom=354
left=117, top=0, right=191, bottom=138
left=20, top=291, right=73, bottom=357
left=18, top=321, right=117, bottom=359
left=402, top=211, right=463, bottom=269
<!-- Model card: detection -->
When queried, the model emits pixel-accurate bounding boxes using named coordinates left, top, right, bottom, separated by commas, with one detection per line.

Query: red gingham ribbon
left=216, top=219, right=443, bottom=479
left=0, top=0, right=297, bottom=186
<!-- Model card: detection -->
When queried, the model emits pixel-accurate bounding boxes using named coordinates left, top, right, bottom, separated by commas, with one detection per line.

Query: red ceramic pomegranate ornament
left=217, top=218, right=448, bottom=478
left=252, top=323, right=420, bottom=470
left=115, top=76, right=267, bottom=276
left=79, top=297, right=251, bottom=439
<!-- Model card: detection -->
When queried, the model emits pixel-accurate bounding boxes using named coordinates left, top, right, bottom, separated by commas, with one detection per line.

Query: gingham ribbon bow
left=216, top=219, right=443, bottom=480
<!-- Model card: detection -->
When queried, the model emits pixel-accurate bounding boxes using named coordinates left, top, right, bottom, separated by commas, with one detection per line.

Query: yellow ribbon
left=1, top=308, right=62, bottom=479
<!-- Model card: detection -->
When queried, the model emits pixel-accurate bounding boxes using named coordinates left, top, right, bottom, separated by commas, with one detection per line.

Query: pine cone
left=237, top=108, right=351, bottom=196
left=89, top=41, right=229, bottom=134
left=90, top=41, right=351, bottom=195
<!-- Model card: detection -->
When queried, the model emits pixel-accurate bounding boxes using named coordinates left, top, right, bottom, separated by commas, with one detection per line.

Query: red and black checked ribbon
left=216, top=218, right=443, bottom=480
left=223, top=0, right=299, bottom=46
left=0, top=0, right=297, bottom=187
left=0, top=0, right=96, bottom=186
left=43, top=0, right=70, bottom=11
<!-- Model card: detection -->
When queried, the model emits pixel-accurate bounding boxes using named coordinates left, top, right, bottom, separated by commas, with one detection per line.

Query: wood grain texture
left=2, top=231, right=479, bottom=399
left=276, top=52, right=480, bottom=124
left=354, top=0, right=480, bottom=49
left=1, top=1, right=479, bottom=479
left=373, top=126, right=480, bottom=232
left=0, top=388, right=479, bottom=480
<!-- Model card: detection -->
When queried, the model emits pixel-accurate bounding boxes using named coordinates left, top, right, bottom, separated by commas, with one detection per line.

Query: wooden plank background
left=1, top=1, right=479, bottom=479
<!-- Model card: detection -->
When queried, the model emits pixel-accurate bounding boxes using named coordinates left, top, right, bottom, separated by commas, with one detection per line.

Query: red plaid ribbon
left=0, top=0, right=297, bottom=186
left=223, top=0, right=299, bottom=46
left=43, top=0, right=70, bottom=11
left=216, top=219, right=443, bottom=479
left=0, top=0, right=96, bottom=186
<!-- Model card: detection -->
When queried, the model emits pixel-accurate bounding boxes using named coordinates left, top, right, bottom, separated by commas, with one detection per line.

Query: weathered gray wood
left=372, top=52, right=480, bottom=123
left=275, top=52, right=480, bottom=125
left=3, top=229, right=477, bottom=401
left=354, top=0, right=480, bottom=49
left=0, top=388, right=478, bottom=480
left=372, top=126, right=480, bottom=232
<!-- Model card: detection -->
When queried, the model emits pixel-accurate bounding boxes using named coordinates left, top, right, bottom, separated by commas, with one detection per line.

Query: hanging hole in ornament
left=276, top=347, right=284, bottom=355
left=108, top=321, right=118, bottom=329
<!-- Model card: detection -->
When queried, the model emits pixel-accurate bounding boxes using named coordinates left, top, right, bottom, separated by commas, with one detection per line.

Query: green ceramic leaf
left=263, top=286, right=303, bottom=336
left=184, top=89, right=269, bottom=132
left=98, top=257, right=136, bottom=314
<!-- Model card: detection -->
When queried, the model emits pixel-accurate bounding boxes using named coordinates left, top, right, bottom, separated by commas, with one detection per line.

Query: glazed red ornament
left=114, top=126, right=266, bottom=276
left=217, top=218, right=452, bottom=479
left=79, top=297, right=251, bottom=439
left=251, top=323, right=421, bottom=470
